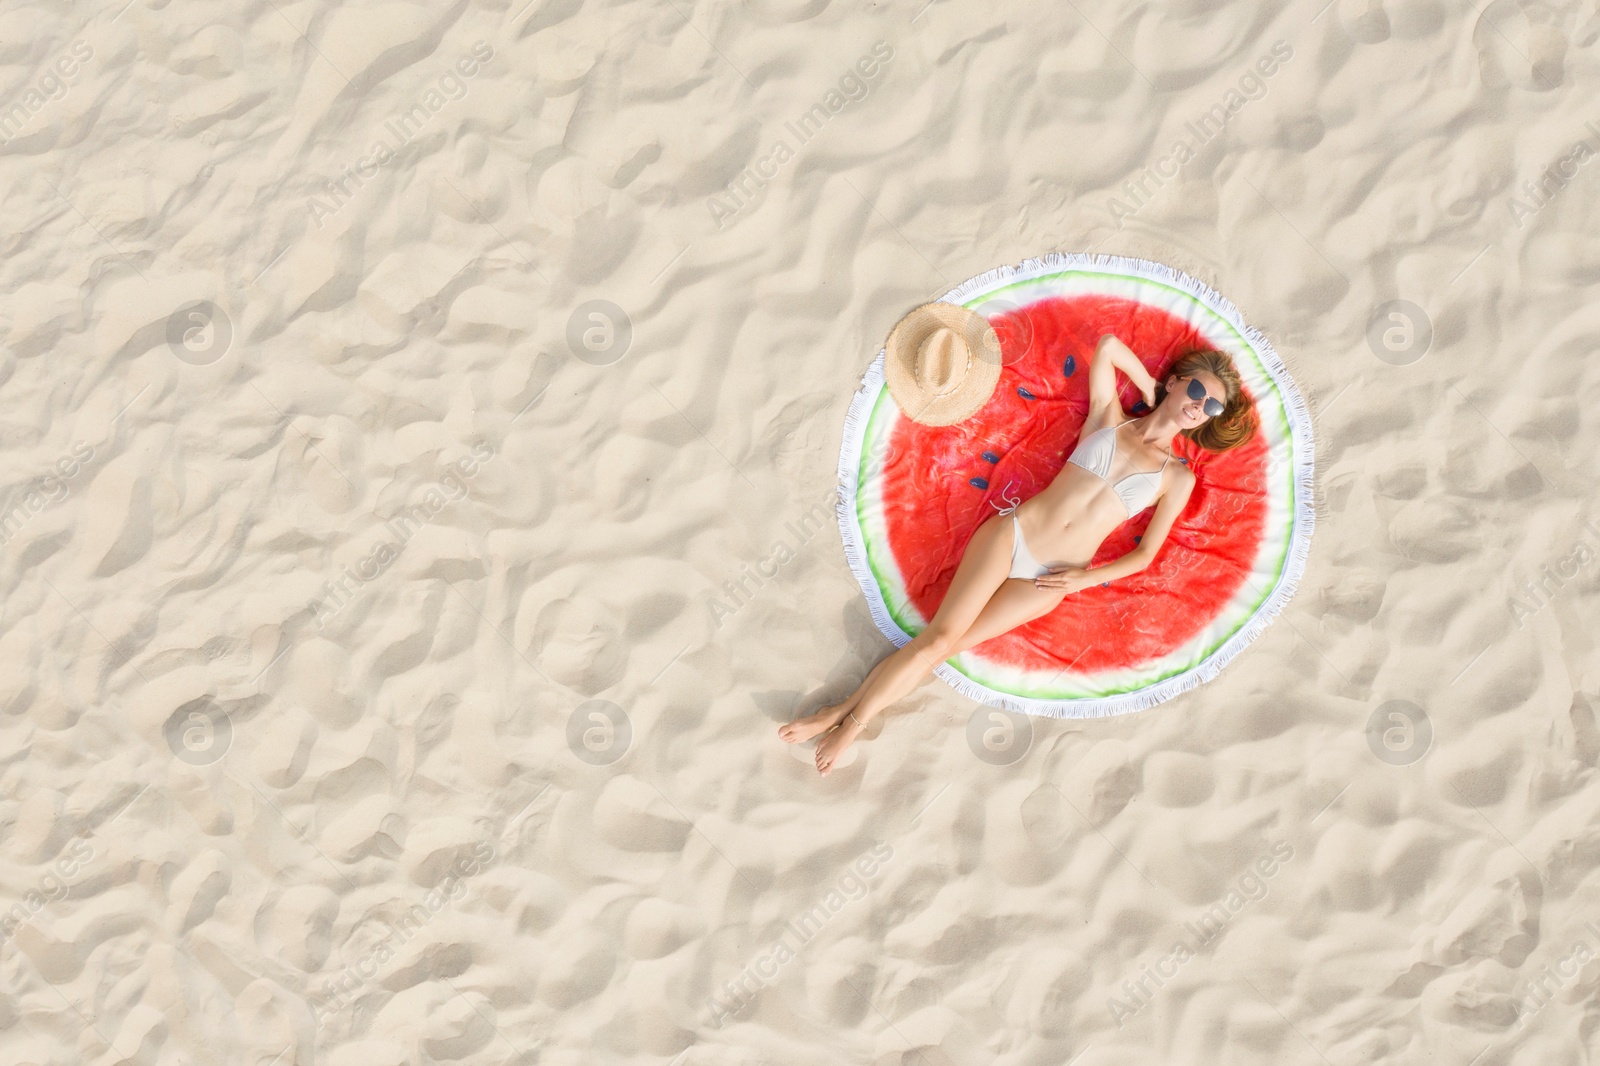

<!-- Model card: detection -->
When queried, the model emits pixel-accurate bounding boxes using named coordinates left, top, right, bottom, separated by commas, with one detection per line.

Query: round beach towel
left=836, top=253, right=1314, bottom=718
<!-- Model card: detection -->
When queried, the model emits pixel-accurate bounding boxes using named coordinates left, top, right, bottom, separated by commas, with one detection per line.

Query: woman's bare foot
left=780, top=660, right=889, bottom=745
left=815, top=716, right=864, bottom=776
left=778, top=705, right=847, bottom=744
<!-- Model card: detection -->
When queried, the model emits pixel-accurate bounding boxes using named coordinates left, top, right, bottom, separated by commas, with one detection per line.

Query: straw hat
left=882, top=302, right=1003, bottom=426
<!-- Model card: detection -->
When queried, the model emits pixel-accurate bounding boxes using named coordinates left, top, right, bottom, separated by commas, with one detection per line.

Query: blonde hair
left=1154, top=349, right=1257, bottom=452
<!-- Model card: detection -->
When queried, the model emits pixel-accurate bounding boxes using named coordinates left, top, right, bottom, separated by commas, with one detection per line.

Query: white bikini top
left=1066, top=417, right=1170, bottom=516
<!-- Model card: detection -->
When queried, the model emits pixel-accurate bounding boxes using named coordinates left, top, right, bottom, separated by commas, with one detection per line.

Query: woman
left=780, top=333, right=1258, bottom=774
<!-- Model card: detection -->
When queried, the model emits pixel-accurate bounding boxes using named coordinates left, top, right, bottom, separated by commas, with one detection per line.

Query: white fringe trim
left=835, top=251, right=1317, bottom=719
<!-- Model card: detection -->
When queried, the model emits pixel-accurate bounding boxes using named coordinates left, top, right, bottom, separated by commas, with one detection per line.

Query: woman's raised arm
left=1087, top=334, right=1158, bottom=422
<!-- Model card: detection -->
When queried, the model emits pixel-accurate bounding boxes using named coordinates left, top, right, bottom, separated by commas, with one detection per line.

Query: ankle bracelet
left=846, top=711, right=864, bottom=729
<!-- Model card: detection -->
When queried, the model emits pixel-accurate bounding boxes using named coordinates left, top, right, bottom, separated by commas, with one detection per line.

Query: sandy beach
left=3, top=1, right=1600, bottom=1063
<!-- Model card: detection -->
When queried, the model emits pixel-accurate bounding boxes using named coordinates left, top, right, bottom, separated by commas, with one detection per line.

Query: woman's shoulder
left=1157, top=439, right=1193, bottom=472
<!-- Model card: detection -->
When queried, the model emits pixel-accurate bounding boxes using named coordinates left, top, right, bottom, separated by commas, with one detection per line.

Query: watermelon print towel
left=835, top=253, right=1315, bottom=718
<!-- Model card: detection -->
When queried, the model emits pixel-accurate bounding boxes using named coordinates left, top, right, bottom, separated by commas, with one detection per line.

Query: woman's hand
left=1139, top=380, right=1157, bottom=409
left=1035, top=565, right=1095, bottom=594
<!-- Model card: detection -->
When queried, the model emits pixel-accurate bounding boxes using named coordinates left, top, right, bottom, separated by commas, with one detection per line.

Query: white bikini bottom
left=1007, top=513, right=1053, bottom=580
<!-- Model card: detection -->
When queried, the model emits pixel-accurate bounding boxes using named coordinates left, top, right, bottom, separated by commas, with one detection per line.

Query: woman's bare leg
left=812, top=513, right=1015, bottom=774
left=813, top=573, right=1067, bottom=774
left=945, top=578, right=1069, bottom=656
left=778, top=657, right=891, bottom=743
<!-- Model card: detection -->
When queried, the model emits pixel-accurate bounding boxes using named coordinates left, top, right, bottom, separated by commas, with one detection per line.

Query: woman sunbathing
left=780, top=332, right=1257, bottom=774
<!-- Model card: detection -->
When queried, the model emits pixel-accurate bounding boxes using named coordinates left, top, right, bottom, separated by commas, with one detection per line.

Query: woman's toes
left=813, top=729, right=853, bottom=775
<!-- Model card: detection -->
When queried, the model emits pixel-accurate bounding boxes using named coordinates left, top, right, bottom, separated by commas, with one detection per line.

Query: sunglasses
left=1186, top=377, right=1225, bottom=417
